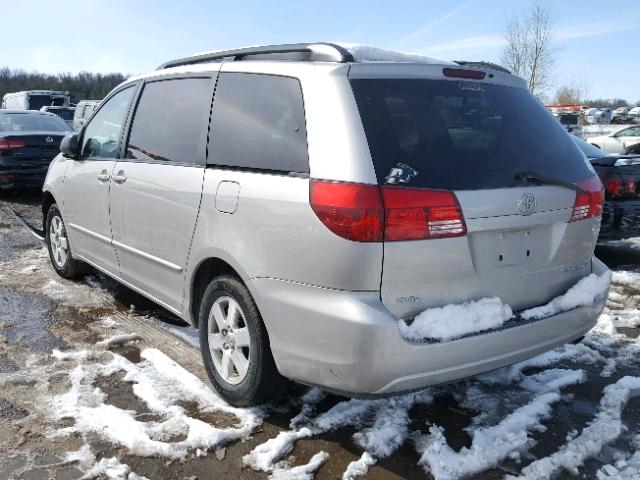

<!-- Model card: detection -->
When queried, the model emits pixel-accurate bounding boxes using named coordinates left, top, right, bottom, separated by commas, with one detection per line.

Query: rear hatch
left=350, top=73, right=602, bottom=319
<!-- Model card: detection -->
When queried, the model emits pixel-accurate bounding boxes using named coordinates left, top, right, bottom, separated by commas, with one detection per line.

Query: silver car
left=42, top=43, right=610, bottom=406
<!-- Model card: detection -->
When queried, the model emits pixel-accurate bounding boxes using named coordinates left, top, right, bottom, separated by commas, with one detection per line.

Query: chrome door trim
left=68, top=222, right=112, bottom=244
left=112, top=239, right=183, bottom=272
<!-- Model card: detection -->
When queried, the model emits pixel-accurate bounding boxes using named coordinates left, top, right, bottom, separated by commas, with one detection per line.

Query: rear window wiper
left=513, top=170, right=578, bottom=191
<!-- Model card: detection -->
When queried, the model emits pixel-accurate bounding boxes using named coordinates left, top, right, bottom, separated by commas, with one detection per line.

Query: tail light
left=442, top=68, right=486, bottom=80
left=310, top=180, right=466, bottom=242
left=603, top=172, right=637, bottom=199
left=0, top=139, right=26, bottom=150
left=604, top=174, right=623, bottom=198
left=381, top=187, right=466, bottom=240
left=570, top=176, right=604, bottom=222
left=309, top=180, right=384, bottom=242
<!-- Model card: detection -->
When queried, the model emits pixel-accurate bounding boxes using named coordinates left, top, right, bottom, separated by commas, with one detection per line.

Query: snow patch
left=49, top=348, right=263, bottom=460
left=342, top=452, right=377, bottom=480
left=415, top=369, right=586, bottom=479
left=269, top=451, right=329, bottom=480
left=97, top=333, right=142, bottom=348
left=508, top=376, right=640, bottom=479
left=336, top=43, right=452, bottom=64
left=522, top=271, right=611, bottom=320
left=243, top=428, right=313, bottom=471
left=399, top=297, right=513, bottom=342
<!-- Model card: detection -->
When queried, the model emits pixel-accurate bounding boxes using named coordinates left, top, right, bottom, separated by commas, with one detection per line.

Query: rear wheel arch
left=190, top=257, right=244, bottom=328
left=42, top=191, right=57, bottom=232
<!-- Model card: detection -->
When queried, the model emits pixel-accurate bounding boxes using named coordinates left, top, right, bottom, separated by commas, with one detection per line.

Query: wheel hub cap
left=207, top=296, right=251, bottom=385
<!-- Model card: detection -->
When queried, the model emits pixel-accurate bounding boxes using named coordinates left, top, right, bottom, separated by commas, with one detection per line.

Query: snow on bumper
left=250, top=257, right=610, bottom=396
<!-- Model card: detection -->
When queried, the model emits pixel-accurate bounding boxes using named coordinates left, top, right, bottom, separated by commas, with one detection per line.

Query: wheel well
left=42, top=192, right=56, bottom=231
left=190, top=257, right=239, bottom=327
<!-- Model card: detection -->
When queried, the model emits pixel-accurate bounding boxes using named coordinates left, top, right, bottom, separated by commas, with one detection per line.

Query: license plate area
left=494, top=229, right=537, bottom=267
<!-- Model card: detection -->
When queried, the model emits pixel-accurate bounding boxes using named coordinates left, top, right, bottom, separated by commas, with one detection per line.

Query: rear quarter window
left=351, top=79, right=593, bottom=190
left=208, top=73, right=309, bottom=174
left=126, top=77, right=213, bottom=165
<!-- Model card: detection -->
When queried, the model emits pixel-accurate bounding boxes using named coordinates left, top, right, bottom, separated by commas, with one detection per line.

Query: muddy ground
left=0, top=189, right=639, bottom=480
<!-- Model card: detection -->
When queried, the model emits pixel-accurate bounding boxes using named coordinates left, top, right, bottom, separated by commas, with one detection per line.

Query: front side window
left=126, top=78, right=212, bottom=165
left=81, top=86, right=135, bottom=159
left=209, top=73, right=309, bottom=173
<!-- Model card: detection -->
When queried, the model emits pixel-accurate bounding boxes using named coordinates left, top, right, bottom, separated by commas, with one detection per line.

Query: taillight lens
left=0, top=139, right=26, bottom=150
left=570, top=176, right=604, bottom=222
left=382, top=187, right=466, bottom=241
left=310, top=180, right=467, bottom=242
left=604, top=174, right=623, bottom=198
left=309, top=180, right=384, bottom=242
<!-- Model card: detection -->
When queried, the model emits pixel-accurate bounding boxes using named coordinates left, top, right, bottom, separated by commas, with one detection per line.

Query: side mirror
left=60, top=133, right=80, bottom=158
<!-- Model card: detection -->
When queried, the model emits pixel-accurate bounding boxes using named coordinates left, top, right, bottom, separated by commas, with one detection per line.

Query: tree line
left=0, top=68, right=127, bottom=104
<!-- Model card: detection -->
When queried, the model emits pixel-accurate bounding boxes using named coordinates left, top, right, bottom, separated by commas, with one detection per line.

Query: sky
left=4, top=0, right=639, bottom=102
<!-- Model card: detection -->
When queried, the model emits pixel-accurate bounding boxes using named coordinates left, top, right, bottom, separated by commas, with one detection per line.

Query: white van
left=1, top=90, right=70, bottom=110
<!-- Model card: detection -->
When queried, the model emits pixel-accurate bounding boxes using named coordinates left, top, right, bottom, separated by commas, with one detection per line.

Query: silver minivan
left=42, top=43, right=610, bottom=406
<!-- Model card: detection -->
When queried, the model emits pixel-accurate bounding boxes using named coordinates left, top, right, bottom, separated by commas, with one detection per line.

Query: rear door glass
left=126, top=77, right=212, bottom=165
left=208, top=73, right=309, bottom=174
left=351, top=79, right=593, bottom=190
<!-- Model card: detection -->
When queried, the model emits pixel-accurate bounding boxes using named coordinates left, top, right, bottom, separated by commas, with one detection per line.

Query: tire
left=198, top=274, right=287, bottom=406
left=45, top=204, right=87, bottom=279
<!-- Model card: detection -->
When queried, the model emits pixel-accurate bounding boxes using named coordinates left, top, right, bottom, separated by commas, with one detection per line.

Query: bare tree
left=554, top=79, right=591, bottom=105
left=501, top=1, right=556, bottom=98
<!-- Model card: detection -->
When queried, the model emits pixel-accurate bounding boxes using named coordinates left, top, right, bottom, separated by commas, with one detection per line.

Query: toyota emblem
left=518, top=193, right=536, bottom=216
left=45, top=136, right=54, bottom=144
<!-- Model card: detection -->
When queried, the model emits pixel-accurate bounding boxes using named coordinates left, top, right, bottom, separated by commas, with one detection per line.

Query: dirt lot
left=0, top=190, right=639, bottom=480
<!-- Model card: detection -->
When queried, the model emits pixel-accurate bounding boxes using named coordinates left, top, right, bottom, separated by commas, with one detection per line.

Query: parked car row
left=38, top=43, right=610, bottom=406
left=1, top=90, right=101, bottom=131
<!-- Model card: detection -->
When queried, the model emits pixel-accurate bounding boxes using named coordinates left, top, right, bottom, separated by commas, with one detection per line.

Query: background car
left=588, top=125, right=640, bottom=154
left=0, top=110, right=71, bottom=189
left=73, top=100, right=101, bottom=130
left=40, top=106, right=75, bottom=128
left=574, top=136, right=640, bottom=240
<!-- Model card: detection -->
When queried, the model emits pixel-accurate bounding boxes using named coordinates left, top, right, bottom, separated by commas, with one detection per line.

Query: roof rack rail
left=157, top=43, right=355, bottom=70
left=453, top=61, right=511, bottom=74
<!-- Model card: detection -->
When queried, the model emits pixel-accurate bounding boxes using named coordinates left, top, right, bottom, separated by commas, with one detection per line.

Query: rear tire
left=198, top=275, right=287, bottom=406
left=45, top=204, right=87, bottom=279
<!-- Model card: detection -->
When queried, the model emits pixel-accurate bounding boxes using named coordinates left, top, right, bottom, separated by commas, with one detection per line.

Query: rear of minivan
left=242, top=61, right=608, bottom=396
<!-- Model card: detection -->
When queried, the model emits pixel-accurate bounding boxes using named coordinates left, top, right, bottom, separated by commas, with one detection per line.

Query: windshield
left=572, top=137, right=608, bottom=158
left=0, top=113, right=71, bottom=132
left=350, top=79, right=594, bottom=190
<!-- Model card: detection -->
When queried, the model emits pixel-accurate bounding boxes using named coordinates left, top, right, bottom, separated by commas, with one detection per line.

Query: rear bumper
left=0, top=164, right=48, bottom=187
left=252, top=257, right=609, bottom=396
left=599, top=200, right=640, bottom=240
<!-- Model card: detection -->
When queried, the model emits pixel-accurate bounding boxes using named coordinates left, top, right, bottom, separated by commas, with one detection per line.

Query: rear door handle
left=112, top=171, right=127, bottom=184
left=97, top=170, right=110, bottom=182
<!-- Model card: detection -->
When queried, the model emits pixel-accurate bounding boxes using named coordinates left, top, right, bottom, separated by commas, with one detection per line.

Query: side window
left=81, top=87, right=135, bottom=159
left=209, top=73, right=309, bottom=173
left=616, top=127, right=639, bottom=137
left=126, top=78, right=211, bottom=165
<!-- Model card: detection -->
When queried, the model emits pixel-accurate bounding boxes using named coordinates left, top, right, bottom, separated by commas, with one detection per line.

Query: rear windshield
left=351, top=79, right=593, bottom=190
left=0, top=113, right=70, bottom=132
left=28, top=95, right=66, bottom=110
left=50, top=109, right=74, bottom=120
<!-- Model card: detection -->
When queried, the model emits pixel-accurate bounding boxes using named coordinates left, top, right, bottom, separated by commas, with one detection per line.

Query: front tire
left=198, top=275, right=286, bottom=406
left=45, top=204, right=87, bottom=279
